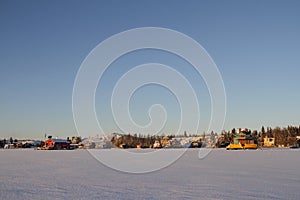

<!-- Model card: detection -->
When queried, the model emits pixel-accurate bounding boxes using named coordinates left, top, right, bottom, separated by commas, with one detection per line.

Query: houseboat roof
left=234, top=134, right=254, bottom=140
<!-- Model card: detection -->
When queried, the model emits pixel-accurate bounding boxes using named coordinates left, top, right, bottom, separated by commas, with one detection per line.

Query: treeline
left=111, top=134, right=176, bottom=148
left=0, top=137, right=21, bottom=148
left=112, top=125, right=300, bottom=148
left=216, top=125, right=300, bottom=147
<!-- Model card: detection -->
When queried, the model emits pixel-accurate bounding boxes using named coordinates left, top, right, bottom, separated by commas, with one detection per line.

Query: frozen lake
left=0, top=149, right=299, bottom=199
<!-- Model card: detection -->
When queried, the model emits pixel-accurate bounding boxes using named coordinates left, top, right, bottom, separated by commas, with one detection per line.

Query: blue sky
left=1, top=0, right=300, bottom=139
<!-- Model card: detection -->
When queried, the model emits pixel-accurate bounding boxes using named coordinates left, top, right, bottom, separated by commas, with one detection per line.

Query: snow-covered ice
left=0, top=149, right=299, bottom=199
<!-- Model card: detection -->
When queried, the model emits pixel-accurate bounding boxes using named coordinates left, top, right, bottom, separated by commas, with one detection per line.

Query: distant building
left=44, top=137, right=70, bottom=150
left=263, top=137, right=275, bottom=148
left=153, top=140, right=161, bottom=149
left=161, top=136, right=171, bottom=148
left=290, top=136, right=300, bottom=148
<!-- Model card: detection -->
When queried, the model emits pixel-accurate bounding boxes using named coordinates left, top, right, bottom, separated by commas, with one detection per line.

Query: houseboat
left=226, top=131, right=257, bottom=150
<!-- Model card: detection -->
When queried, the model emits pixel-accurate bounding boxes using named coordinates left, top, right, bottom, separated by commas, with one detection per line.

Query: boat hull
left=226, top=144, right=243, bottom=150
left=226, top=143, right=258, bottom=150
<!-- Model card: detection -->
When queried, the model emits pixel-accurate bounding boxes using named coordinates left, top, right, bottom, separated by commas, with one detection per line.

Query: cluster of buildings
left=82, top=133, right=219, bottom=149
left=0, top=139, right=40, bottom=149
left=2, top=128, right=300, bottom=150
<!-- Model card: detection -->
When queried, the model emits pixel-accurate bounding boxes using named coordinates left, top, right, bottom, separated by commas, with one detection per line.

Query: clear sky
left=1, top=0, right=300, bottom=139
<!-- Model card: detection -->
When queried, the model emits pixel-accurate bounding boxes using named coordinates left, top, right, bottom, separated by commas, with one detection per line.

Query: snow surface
left=0, top=149, right=300, bottom=200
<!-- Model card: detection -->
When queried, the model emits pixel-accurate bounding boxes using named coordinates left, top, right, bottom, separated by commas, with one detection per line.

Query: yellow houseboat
left=226, top=134, right=257, bottom=150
